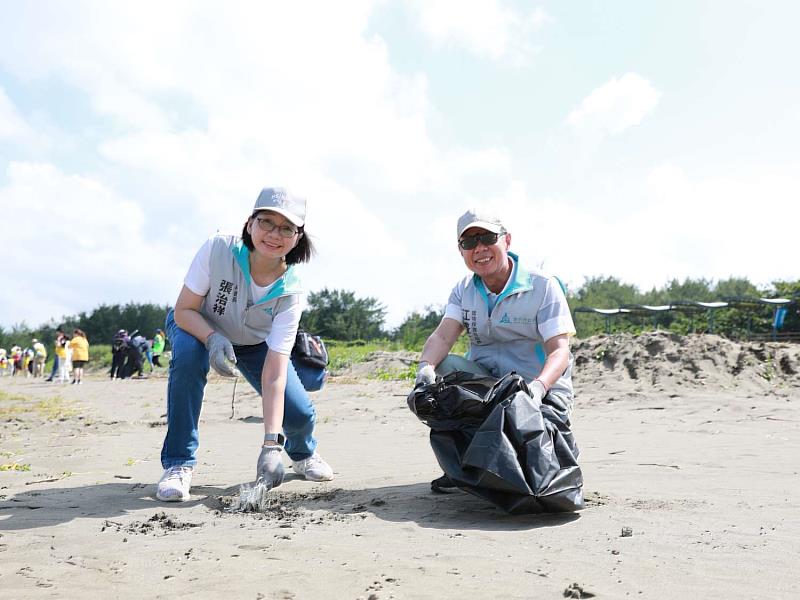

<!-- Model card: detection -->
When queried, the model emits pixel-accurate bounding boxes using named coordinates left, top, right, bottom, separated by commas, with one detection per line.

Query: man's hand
left=205, top=332, right=240, bottom=377
left=256, top=444, right=285, bottom=490
left=415, top=362, right=436, bottom=387
left=529, top=379, right=547, bottom=403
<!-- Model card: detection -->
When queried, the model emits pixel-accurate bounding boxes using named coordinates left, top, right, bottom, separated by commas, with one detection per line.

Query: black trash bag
left=408, top=370, right=499, bottom=431
left=408, top=371, right=584, bottom=514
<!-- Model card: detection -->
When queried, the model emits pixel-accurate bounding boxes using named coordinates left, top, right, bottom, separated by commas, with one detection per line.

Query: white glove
left=205, top=332, right=240, bottom=378
left=256, top=444, right=285, bottom=490
left=415, top=363, right=436, bottom=387
left=529, top=379, right=547, bottom=403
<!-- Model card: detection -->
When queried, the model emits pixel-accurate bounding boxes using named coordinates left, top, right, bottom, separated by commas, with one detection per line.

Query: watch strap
left=263, top=432, right=286, bottom=447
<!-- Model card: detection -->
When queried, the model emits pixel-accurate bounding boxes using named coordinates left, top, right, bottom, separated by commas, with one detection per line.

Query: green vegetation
left=90, top=344, right=114, bottom=369
left=0, top=463, right=31, bottom=471
left=301, top=288, right=386, bottom=340
left=570, top=276, right=800, bottom=338
left=0, top=390, right=26, bottom=402
left=0, top=301, right=171, bottom=359
left=370, top=365, right=417, bottom=381
left=1, top=278, right=797, bottom=361
left=326, top=339, right=405, bottom=371
left=0, top=392, right=79, bottom=421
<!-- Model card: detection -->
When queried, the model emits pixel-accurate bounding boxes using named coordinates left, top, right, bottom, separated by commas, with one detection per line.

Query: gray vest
left=455, top=253, right=574, bottom=396
left=200, top=235, right=302, bottom=346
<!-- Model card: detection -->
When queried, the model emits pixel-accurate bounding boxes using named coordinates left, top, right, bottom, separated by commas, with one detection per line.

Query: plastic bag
left=408, top=371, right=584, bottom=514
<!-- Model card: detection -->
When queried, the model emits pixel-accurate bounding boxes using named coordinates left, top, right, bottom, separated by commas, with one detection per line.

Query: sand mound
left=332, top=333, right=800, bottom=392
left=572, top=331, right=800, bottom=391
left=334, top=350, right=417, bottom=378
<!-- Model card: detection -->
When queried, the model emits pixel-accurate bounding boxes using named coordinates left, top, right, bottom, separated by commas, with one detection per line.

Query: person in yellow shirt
left=68, top=329, right=90, bottom=384
left=46, top=328, right=67, bottom=382
left=32, top=339, right=48, bottom=377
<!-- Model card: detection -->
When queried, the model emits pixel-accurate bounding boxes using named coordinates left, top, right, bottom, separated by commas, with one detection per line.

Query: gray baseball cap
left=456, top=208, right=506, bottom=238
left=253, top=187, right=306, bottom=227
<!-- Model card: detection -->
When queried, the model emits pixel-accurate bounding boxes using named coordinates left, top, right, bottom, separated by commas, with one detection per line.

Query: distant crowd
left=108, top=328, right=166, bottom=380
left=0, top=327, right=166, bottom=383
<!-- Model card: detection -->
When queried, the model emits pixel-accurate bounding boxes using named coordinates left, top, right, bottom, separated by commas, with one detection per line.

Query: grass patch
left=0, top=390, right=27, bottom=402
left=0, top=463, right=31, bottom=472
left=369, top=365, right=417, bottom=381
left=0, top=393, right=80, bottom=421
left=326, top=339, right=405, bottom=371
left=323, top=335, right=471, bottom=379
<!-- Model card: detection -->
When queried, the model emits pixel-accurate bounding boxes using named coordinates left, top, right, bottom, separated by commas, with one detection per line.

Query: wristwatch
left=263, top=432, right=286, bottom=447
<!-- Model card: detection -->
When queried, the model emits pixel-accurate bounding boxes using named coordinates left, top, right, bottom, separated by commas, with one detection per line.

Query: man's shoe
left=291, top=452, right=334, bottom=482
left=431, top=473, right=458, bottom=493
left=156, top=466, right=193, bottom=502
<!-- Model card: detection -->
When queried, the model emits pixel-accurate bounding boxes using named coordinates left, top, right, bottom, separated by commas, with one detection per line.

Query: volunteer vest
left=458, top=253, right=574, bottom=396
left=200, top=235, right=303, bottom=346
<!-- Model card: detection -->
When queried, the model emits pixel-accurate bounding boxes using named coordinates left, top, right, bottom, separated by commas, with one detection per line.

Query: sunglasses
left=458, top=231, right=504, bottom=250
left=255, top=216, right=298, bottom=238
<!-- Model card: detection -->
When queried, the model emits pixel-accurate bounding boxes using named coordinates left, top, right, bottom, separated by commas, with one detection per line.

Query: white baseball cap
left=456, top=208, right=506, bottom=238
left=253, top=187, right=306, bottom=227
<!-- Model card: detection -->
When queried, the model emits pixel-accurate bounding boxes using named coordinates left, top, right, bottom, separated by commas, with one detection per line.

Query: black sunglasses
left=458, top=231, right=504, bottom=250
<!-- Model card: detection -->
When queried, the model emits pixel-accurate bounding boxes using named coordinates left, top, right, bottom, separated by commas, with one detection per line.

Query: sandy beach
left=1, top=332, right=799, bottom=599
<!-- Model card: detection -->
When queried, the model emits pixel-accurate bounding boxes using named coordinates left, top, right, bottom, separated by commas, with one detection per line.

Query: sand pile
left=332, top=333, right=800, bottom=393
left=572, top=331, right=800, bottom=391
left=334, top=350, right=417, bottom=378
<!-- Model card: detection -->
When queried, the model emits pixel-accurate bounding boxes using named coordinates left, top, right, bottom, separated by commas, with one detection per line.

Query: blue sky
left=1, top=1, right=797, bottom=330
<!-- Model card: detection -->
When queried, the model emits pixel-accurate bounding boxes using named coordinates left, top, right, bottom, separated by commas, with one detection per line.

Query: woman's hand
left=256, top=444, right=285, bottom=489
left=205, top=332, right=240, bottom=378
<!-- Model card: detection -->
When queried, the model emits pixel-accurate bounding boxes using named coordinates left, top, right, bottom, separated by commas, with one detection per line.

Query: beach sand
left=1, top=332, right=798, bottom=599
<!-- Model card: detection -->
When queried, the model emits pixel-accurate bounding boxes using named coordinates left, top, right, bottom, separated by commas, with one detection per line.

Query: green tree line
left=571, top=276, right=800, bottom=338
left=2, top=277, right=798, bottom=353
left=0, top=302, right=172, bottom=352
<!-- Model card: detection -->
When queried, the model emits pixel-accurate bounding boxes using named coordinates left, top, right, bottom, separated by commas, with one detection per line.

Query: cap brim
left=252, top=207, right=304, bottom=227
left=458, top=220, right=504, bottom=238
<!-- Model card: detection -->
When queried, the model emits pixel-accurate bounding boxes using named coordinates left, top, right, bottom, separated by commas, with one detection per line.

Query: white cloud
left=0, top=161, right=185, bottom=326
left=567, top=73, right=661, bottom=135
left=406, top=0, right=550, bottom=62
left=415, top=164, right=798, bottom=305
left=0, top=2, right=521, bottom=328
left=0, top=4, right=793, bottom=332
left=520, top=163, right=798, bottom=296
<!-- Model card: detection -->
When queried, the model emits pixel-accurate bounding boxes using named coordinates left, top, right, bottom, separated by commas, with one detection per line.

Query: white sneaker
left=291, top=452, right=334, bottom=482
left=156, top=466, right=193, bottom=502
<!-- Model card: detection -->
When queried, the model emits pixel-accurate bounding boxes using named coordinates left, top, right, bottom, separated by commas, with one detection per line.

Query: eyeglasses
left=458, top=231, right=503, bottom=250
left=255, top=217, right=298, bottom=238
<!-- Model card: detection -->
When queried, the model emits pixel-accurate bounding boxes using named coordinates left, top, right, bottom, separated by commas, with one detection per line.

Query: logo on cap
left=271, top=190, right=287, bottom=207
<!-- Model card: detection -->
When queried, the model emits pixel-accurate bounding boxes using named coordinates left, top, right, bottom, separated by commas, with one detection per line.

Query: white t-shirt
left=184, top=236, right=301, bottom=355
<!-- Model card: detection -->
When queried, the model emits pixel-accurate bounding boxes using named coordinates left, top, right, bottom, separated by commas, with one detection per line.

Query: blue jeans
left=292, top=361, right=327, bottom=392
left=160, top=310, right=319, bottom=469
left=48, top=355, right=60, bottom=379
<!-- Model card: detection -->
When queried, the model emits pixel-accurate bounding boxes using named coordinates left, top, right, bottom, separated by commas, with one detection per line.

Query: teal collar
left=232, top=240, right=303, bottom=304
left=473, top=252, right=532, bottom=312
